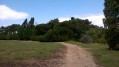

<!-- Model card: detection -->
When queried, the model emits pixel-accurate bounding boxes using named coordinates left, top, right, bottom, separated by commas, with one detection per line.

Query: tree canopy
left=103, top=0, right=119, bottom=50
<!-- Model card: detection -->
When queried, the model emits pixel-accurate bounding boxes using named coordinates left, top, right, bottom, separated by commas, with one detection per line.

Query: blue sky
left=0, top=0, right=104, bottom=26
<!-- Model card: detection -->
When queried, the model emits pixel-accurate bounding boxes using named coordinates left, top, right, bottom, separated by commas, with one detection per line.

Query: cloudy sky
left=0, top=0, right=104, bottom=26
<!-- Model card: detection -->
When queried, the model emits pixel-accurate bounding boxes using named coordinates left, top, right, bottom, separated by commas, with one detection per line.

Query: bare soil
left=59, top=42, right=97, bottom=67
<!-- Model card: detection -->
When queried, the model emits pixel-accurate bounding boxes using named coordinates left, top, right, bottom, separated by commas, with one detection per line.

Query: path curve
left=59, top=42, right=97, bottom=67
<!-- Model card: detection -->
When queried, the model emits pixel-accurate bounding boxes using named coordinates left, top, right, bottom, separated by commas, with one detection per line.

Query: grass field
left=0, top=40, right=65, bottom=62
left=68, top=41, right=119, bottom=67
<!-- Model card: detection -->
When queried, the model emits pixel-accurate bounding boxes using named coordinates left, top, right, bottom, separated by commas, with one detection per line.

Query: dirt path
left=59, top=42, right=97, bottom=67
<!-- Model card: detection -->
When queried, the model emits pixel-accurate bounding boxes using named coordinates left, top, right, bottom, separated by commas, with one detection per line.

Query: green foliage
left=105, top=28, right=119, bottom=49
left=28, top=17, right=35, bottom=36
left=18, top=18, right=28, bottom=40
left=60, top=18, right=91, bottom=40
left=18, top=18, right=35, bottom=40
left=35, top=24, right=50, bottom=35
left=0, top=17, right=105, bottom=43
left=7, top=24, right=20, bottom=40
left=0, top=24, right=20, bottom=40
left=48, top=18, right=59, bottom=29
left=103, top=0, right=119, bottom=50
left=80, top=34, right=93, bottom=43
left=30, top=36, right=38, bottom=41
left=38, top=22, right=78, bottom=42
left=38, top=29, right=70, bottom=42
left=7, top=34, right=19, bottom=40
left=85, top=25, right=106, bottom=43
left=0, top=34, right=7, bottom=40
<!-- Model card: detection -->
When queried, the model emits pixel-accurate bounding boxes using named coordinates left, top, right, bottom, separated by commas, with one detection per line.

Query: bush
left=0, top=34, right=7, bottom=40
left=96, top=38, right=106, bottom=44
left=30, top=36, right=38, bottom=41
left=80, top=34, right=93, bottom=43
left=7, top=34, right=19, bottom=40
left=37, top=29, right=69, bottom=42
left=36, top=35, right=46, bottom=42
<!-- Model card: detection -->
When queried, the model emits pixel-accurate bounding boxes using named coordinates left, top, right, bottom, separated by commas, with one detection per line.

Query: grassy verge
left=0, top=40, right=65, bottom=62
left=67, top=41, right=119, bottom=67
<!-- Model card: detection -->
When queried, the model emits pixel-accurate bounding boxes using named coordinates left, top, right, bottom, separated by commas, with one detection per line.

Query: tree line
left=0, top=17, right=105, bottom=43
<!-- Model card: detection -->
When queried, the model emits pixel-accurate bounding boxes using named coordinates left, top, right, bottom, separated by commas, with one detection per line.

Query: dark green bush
left=0, top=34, right=7, bottom=40
left=37, top=29, right=69, bottom=42
left=30, top=36, right=38, bottom=41
left=7, top=34, right=19, bottom=40
left=37, top=35, right=46, bottom=42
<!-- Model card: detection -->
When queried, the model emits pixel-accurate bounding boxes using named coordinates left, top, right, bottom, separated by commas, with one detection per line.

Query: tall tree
left=103, top=0, right=119, bottom=50
left=18, top=18, right=29, bottom=40
left=28, top=17, right=34, bottom=29
left=28, top=17, right=35, bottom=37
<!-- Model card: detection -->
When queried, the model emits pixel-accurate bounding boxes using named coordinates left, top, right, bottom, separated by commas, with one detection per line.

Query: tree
left=35, top=24, right=50, bottom=35
left=18, top=18, right=29, bottom=40
left=0, top=26, right=7, bottom=40
left=103, top=0, right=119, bottom=50
left=28, top=17, right=34, bottom=29
left=85, top=25, right=105, bottom=43
left=18, top=18, right=36, bottom=40
left=28, top=17, right=35, bottom=37
left=60, top=17, right=91, bottom=40
left=48, top=18, right=59, bottom=29
left=7, top=24, right=20, bottom=40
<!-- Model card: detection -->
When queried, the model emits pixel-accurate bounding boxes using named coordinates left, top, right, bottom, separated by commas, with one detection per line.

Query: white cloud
left=59, top=17, right=70, bottom=22
left=0, top=5, right=29, bottom=20
left=80, top=14, right=105, bottom=27
left=59, top=14, right=105, bottom=27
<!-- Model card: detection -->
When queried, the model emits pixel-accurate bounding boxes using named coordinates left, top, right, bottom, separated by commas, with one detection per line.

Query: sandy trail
left=59, top=42, right=97, bottom=67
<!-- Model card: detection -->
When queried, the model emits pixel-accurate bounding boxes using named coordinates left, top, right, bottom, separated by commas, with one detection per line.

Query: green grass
left=68, top=41, right=119, bottom=67
left=0, top=40, right=64, bottom=62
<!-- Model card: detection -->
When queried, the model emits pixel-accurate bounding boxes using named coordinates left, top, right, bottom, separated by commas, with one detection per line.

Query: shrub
left=37, top=35, right=46, bottom=42
left=7, top=34, right=19, bottom=40
left=80, top=34, right=93, bottom=43
left=37, top=29, right=69, bottom=42
left=30, top=36, right=38, bottom=41
left=0, top=34, right=7, bottom=40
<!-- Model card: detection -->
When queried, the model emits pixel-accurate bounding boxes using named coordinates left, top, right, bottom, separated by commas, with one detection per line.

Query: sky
left=0, top=0, right=105, bottom=27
